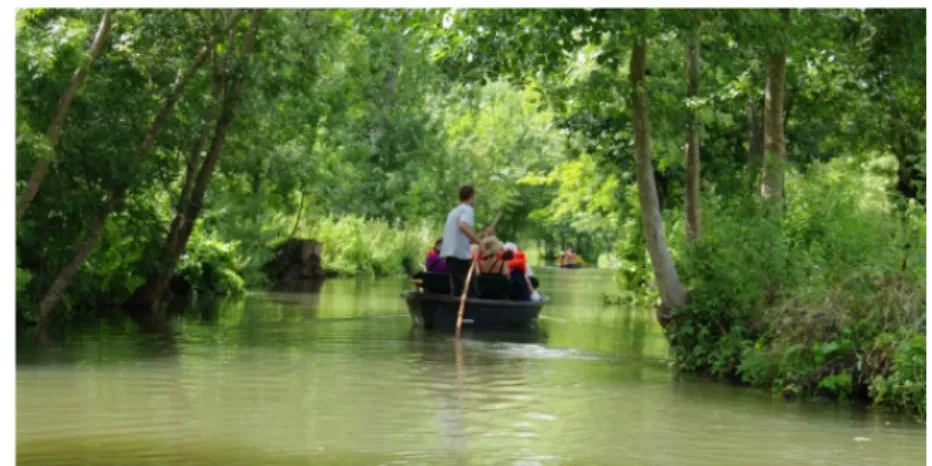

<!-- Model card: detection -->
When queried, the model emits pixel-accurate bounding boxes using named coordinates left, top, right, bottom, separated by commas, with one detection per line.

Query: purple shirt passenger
left=425, top=238, right=448, bottom=273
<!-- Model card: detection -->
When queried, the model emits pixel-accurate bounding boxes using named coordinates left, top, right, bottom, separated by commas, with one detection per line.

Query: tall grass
left=296, top=215, right=434, bottom=277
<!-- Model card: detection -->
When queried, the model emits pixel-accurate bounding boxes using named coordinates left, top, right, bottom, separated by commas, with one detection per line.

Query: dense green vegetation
left=16, top=9, right=925, bottom=416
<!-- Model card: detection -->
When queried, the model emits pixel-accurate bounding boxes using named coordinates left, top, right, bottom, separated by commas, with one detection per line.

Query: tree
left=16, top=9, right=113, bottom=223
left=860, top=9, right=926, bottom=205
left=126, top=10, right=266, bottom=309
left=36, top=11, right=246, bottom=320
left=760, top=9, right=790, bottom=202
left=15, top=8, right=925, bottom=337
left=630, top=34, right=689, bottom=322
left=684, top=17, right=701, bottom=239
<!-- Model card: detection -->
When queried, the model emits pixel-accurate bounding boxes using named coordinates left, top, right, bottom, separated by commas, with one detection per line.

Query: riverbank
left=16, top=210, right=618, bottom=328
left=620, top=158, right=926, bottom=418
left=15, top=214, right=429, bottom=326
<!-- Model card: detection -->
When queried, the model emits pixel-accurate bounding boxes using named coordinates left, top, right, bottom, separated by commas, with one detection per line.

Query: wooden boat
left=404, top=291, right=546, bottom=330
left=558, top=262, right=583, bottom=269
left=405, top=272, right=547, bottom=330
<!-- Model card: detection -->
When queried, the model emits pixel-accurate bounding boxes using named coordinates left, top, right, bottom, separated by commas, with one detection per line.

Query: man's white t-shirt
left=440, top=203, right=474, bottom=260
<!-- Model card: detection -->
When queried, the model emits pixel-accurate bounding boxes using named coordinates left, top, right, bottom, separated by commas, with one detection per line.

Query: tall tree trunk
left=370, top=37, right=404, bottom=214
left=760, top=9, right=790, bottom=201
left=177, top=47, right=228, bottom=215
left=746, top=98, right=765, bottom=191
left=16, top=10, right=114, bottom=224
left=37, top=12, right=244, bottom=321
left=126, top=10, right=265, bottom=310
left=630, top=38, right=690, bottom=325
left=684, top=27, right=701, bottom=241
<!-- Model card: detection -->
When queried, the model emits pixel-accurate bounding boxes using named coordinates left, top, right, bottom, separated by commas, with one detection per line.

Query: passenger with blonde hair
left=477, top=236, right=510, bottom=276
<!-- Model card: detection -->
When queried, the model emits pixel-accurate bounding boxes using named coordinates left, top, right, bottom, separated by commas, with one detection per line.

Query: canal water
left=16, top=268, right=926, bottom=465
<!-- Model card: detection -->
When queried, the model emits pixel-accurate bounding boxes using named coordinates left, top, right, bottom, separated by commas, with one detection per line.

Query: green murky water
left=17, top=268, right=925, bottom=465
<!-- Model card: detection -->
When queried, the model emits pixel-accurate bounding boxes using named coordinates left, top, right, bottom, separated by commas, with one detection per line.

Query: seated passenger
left=501, top=249, right=534, bottom=301
left=478, top=236, right=509, bottom=276
left=502, top=242, right=533, bottom=276
left=425, top=238, right=448, bottom=273
left=504, top=242, right=540, bottom=287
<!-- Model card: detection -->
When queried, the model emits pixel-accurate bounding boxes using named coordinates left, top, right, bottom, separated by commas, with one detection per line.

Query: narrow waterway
left=16, top=268, right=925, bottom=465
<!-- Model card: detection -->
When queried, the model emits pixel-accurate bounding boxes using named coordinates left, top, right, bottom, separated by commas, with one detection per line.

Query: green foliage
left=297, top=215, right=431, bottom=277
left=13, top=8, right=927, bottom=418
left=16, top=267, right=33, bottom=295
left=16, top=256, right=34, bottom=302
left=520, top=153, right=621, bottom=256
left=870, top=333, right=926, bottom=417
left=652, top=158, right=925, bottom=415
left=175, top=227, right=247, bottom=296
left=15, top=9, right=571, bottom=322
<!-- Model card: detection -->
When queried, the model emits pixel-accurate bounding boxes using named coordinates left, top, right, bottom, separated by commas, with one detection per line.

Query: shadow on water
left=18, top=313, right=180, bottom=367
left=269, top=277, right=326, bottom=294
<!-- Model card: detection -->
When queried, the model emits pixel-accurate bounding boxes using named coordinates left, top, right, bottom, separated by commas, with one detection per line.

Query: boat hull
left=404, top=290, right=545, bottom=330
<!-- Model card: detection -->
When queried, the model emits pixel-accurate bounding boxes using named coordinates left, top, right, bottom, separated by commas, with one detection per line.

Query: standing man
left=440, top=185, right=486, bottom=295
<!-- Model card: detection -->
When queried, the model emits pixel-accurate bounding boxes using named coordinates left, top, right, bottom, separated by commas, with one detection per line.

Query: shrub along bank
left=618, top=157, right=926, bottom=418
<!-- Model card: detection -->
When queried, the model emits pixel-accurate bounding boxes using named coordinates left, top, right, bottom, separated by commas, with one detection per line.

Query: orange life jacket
left=504, top=250, right=527, bottom=273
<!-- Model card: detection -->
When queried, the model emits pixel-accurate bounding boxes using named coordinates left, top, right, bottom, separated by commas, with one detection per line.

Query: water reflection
left=16, top=269, right=926, bottom=466
left=405, top=329, right=548, bottom=464
left=270, top=277, right=326, bottom=294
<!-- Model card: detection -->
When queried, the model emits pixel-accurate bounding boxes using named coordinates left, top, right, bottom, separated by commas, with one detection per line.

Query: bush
left=175, top=226, right=247, bottom=296
left=297, top=215, right=432, bottom=277
left=639, top=156, right=926, bottom=416
left=870, top=333, right=926, bottom=417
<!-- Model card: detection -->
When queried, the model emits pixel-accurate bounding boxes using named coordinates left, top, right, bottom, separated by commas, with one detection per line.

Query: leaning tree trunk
left=36, top=12, right=244, bottom=320
left=125, top=10, right=265, bottom=310
left=760, top=9, right=790, bottom=202
left=16, top=9, right=113, bottom=224
left=177, top=44, right=230, bottom=217
left=37, top=192, right=119, bottom=319
left=684, top=28, right=701, bottom=241
left=630, top=38, right=690, bottom=325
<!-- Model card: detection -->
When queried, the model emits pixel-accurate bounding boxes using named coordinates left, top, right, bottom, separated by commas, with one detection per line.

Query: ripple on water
left=16, top=270, right=927, bottom=466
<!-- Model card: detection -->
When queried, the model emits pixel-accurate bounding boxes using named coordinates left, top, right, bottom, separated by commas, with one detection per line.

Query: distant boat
left=556, top=252, right=587, bottom=268
left=404, top=272, right=547, bottom=330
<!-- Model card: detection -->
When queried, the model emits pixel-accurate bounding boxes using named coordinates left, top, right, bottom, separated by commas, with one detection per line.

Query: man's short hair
left=458, top=185, right=475, bottom=202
